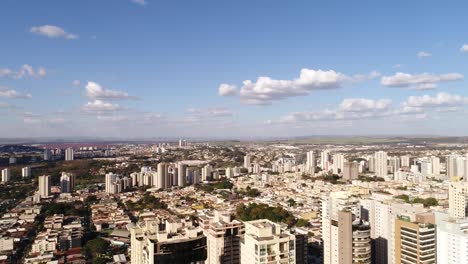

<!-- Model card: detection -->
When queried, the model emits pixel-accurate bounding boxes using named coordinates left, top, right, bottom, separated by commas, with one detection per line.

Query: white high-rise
left=1, top=168, right=11, bottom=183
left=157, top=163, right=168, bottom=190
left=38, top=175, right=51, bottom=198
left=401, top=155, right=410, bottom=167
left=22, top=167, right=31, bottom=178
left=241, top=219, right=295, bottom=264
left=431, top=156, right=441, bottom=176
left=321, top=150, right=330, bottom=172
left=448, top=181, right=468, bottom=219
left=332, top=154, right=345, bottom=174
left=177, top=163, right=187, bottom=187
left=446, top=154, right=459, bottom=178
left=65, top=147, right=74, bottom=161
left=306, top=150, right=316, bottom=173
left=374, top=151, right=388, bottom=178
left=243, top=154, right=251, bottom=169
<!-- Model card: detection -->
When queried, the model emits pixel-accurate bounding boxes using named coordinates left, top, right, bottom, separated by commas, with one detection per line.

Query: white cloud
left=218, top=84, right=238, bottom=96
left=23, top=117, right=65, bottom=125
left=30, top=25, right=78, bottom=39
left=131, top=0, right=148, bottom=5
left=0, top=64, right=47, bottom=79
left=460, top=44, right=468, bottom=53
left=73, top=80, right=80, bottom=86
left=339, top=98, right=392, bottom=112
left=381, top=72, right=463, bottom=90
left=82, top=100, right=121, bottom=112
left=417, top=51, right=432, bottom=58
left=403, top=92, right=468, bottom=108
left=187, top=107, right=233, bottom=118
left=274, top=97, right=428, bottom=125
left=220, top=68, right=348, bottom=105
left=97, top=115, right=129, bottom=122
left=0, top=87, right=31, bottom=99
left=85, top=81, right=136, bottom=100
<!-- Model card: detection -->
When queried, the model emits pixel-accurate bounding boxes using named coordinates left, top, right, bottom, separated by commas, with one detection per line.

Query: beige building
left=395, top=215, right=436, bottom=264
left=342, top=162, right=359, bottom=181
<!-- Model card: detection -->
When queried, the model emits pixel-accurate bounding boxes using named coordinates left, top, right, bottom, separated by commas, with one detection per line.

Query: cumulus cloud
left=461, top=44, right=468, bottom=53
left=30, top=25, right=78, bottom=39
left=218, top=84, right=238, bottom=96
left=403, top=92, right=468, bottom=108
left=131, top=0, right=148, bottom=5
left=219, top=68, right=349, bottom=105
left=381, top=72, right=463, bottom=90
left=82, top=100, right=121, bottom=112
left=273, top=97, right=428, bottom=125
left=417, top=51, right=432, bottom=58
left=85, top=81, right=136, bottom=100
left=0, top=87, right=31, bottom=99
left=339, top=98, right=392, bottom=112
left=0, top=65, right=47, bottom=79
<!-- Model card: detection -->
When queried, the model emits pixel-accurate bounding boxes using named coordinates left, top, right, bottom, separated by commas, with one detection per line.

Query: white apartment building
left=374, top=151, right=388, bottom=178
left=201, top=210, right=245, bottom=264
left=436, top=211, right=468, bottom=264
left=22, top=166, right=32, bottom=178
left=241, top=219, right=295, bottom=264
left=1, top=168, right=11, bottom=183
left=448, top=181, right=468, bottom=219
left=38, top=175, right=51, bottom=198
left=65, top=147, right=74, bottom=161
left=332, top=154, right=345, bottom=175
left=306, top=150, right=316, bottom=173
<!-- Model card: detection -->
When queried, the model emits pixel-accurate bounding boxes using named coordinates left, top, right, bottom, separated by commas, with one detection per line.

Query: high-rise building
left=9, top=157, right=16, bottom=164
left=306, top=150, right=316, bottom=173
left=202, top=164, right=213, bottom=181
left=431, top=156, right=440, bottom=176
left=342, top=162, right=359, bottom=181
left=178, top=163, right=187, bottom=187
left=22, top=167, right=32, bottom=178
left=243, top=155, right=251, bottom=170
left=157, top=163, right=168, bottom=190
left=360, top=193, right=432, bottom=264
left=401, top=155, right=411, bottom=167
left=130, top=217, right=207, bottom=264
left=449, top=181, right=468, bottom=218
left=241, top=219, right=296, bottom=264
left=38, top=175, right=51, bottom=198
left=44, top=149, right=52, bottom=161
left=374, top=151, right=388, bottom=178
left=65, top=147, right=74, bottom=161
left=446, top=154, right=459, bottom=178
left=332, top=154, right=345, bottom=175
left=1, top=168, right=11, bottom=183
left=368, top=156, right=375, bottom=172
left=321, top=150, right=331, bottom=172
left=395, top=215, right=436, bottom=264
left=390, top=156, right=401, bottom=174
left=201, top=210, right=245, bottom=264
left=435, top=211, right=468, bottom=264
left=60, top=172, right=75, bottom=193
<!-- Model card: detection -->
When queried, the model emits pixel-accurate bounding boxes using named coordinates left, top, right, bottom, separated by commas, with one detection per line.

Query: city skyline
left=2, top=0, right=468, bottom=138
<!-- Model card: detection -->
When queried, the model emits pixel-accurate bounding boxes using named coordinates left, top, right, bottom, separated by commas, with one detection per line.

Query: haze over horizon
left=2, top=0, right=468, bottom=138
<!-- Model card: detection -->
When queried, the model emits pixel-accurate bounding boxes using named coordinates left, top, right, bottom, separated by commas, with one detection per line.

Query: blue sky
left=1, top=0, right=468, bottom=138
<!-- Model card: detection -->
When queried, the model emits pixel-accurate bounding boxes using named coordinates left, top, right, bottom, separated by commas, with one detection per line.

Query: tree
left=83, top=238, right=110, bottom=260
left=287, top=198, right=297, bottom=207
